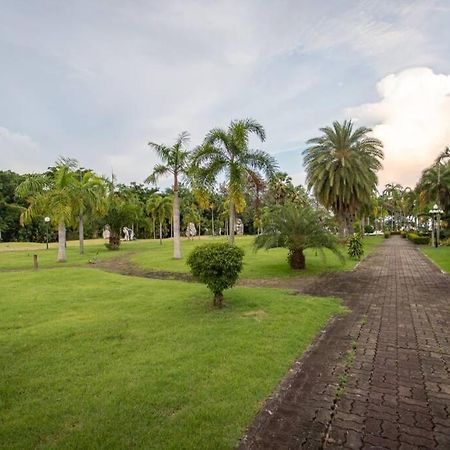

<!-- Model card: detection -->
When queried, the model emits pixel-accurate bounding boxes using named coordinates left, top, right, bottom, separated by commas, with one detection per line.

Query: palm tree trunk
left=159, top=222, right=163, bottom=245
left=211, top=208, right=214, bottom=236
left=289, top=248, right=305, bottom=270
left=153, top=218, right=156, bottom=240
left=173, top=189, right=181, bottom=259
left=198, top=221, right=201, bottom=240
left=57, top=221, right=66, bottom=262
left=229, top=201, right=235, bottom=244
left=79, top=215, right=84, bottom=255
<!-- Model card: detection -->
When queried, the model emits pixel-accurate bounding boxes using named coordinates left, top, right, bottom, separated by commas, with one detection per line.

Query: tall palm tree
left=146, top=132, right=191, bottom=259
left=303, top=120, right=383, bottom=237
left=71, top=170, right=107, bottom=254
left=193, top=119, right=277, bottom=244
left=418, top=160, right=450, bottom=215
left=16, top=159, right=77, bottom=262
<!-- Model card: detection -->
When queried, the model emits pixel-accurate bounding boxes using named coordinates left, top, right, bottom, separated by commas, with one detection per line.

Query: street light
left=429, top=204, right=443, bottom=248
left=44, top=216, right=51, bottom=250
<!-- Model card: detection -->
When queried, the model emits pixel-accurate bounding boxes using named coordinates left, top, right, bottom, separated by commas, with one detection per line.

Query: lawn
left=0, top=239, right=145, bottom=271
left=0, top=268, right=344, bottom=449
left=130, top=235, right=384, bottom=279
left=421, top=245, right=450, bottom=272
left=0, top=235, right=383, bottom=277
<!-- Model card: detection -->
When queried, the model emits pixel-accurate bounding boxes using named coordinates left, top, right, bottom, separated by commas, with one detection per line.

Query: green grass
left=421, top=245, right=450, bottom=272
left=0, top=235, right=383, bottom=277
left=0, top=268, right=344, bottom=449
left=130, top=235, right=384, bottom=279
left=0, top=239, right=146, bottom=271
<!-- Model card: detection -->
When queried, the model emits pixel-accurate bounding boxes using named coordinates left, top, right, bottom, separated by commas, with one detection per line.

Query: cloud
left=347, top=67, right=450, bottom=188
left=0, top=127, right=45, bottom=174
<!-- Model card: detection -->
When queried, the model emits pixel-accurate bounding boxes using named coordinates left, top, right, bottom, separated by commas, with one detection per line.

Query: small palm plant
left=254, top=203, right=344, bottom=270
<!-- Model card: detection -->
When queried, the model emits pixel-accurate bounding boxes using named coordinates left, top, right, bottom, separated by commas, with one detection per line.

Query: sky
left=1, top=0, right=450, bottom=190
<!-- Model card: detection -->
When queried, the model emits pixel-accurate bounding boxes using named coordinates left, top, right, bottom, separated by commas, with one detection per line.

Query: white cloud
left=0, top=127, right=45, bottom=174
left=347, top=67, right=450, bottom=188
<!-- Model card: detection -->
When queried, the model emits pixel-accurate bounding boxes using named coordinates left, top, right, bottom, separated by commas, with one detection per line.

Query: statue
left=235, top=218, right=244, bottom=236
left=122, top=226, right=130, bottom=241
left=185, top=223, right=197, bottom=240
left=102, top=225, right=111, bottom=240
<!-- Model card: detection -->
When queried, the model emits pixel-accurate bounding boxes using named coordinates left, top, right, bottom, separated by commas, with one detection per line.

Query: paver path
left=240, top=236, right=450, bottom=449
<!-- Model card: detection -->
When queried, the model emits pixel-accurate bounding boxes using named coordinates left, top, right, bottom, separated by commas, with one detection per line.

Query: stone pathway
left=239, top=236, right=450, bottom=449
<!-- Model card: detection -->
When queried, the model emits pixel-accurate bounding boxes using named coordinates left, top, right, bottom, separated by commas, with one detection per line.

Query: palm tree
left=418, top=160, right=450, bottom=215
left=303, top=120, right=383, bottom=237
left=254, top=203, right=344, bottom=270
left=146, top=195, right=172, bottom=245
left=193, top=119, right=277, bottom=244
left=146, top=132, right=191, bottom=259
left=16, top=159, right=77, bottom=262
left=71, top=170, right=107, bottom=254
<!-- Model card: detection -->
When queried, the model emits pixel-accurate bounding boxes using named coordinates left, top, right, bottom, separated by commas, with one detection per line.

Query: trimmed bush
left=364, top=224, right=375, bottom=234
left=347, top=234, right=364, bottom=260
left=187, top=243, right=244, bottom=307
left=384, top=231, right=391, bottom=238
left=407, top=233, right=430, bottom=245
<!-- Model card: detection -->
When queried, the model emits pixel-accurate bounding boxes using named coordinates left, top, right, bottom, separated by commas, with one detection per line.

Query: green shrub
left=384, top=231, right=391, bottom=238
left=400, top=231, right=407, bottom=238
left=364, top=224, right=375, bottom=234
left=187, top=243, right=244, bottom=307
left=407, top=233, right=430, bottom=245
left=347, top=234, right=364, bottom=260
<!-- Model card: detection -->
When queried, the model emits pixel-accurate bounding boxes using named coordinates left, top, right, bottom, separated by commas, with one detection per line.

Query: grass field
left=421, top=245, right=450, bottom=272
left=0, top=268, right=344, bottom=449
left=130, top=235, right=384, bottom=278
left=0, top=235, right=383, bottom=277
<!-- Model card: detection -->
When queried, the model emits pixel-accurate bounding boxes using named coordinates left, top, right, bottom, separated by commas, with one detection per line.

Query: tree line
left=1, top=118, right=449, bottom=262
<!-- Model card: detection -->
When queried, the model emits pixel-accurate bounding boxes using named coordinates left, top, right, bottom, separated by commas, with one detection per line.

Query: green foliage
left=192, top=118, right=277, bottom=243
left=254, top=202, right=344, bottom=270
left=347, top=234, right=364, bottom=260
left=303, top=120, right=384, bottom=236
left=384, top=230, right=391, bottom=238
left=364, top=224, right=375, bottom=234
left=407, top=232, right=430, bottom=245
left=187, top=243, right=244, bottom=306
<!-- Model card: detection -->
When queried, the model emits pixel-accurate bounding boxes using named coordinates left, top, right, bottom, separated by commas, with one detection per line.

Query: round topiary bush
left=187, top=243, right=244, bottom=307
left=347, top=233, right=364, bottom=260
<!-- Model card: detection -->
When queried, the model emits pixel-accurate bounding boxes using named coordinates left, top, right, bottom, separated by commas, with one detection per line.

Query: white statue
left=128, top=228, right=135, bottom=240
left=102, top=225, right=111, bottom=240
left=185, top=223, right=197, bottom=240
left=123, top=226, right=130, bottom=241
left=235, top=218, right=244, bottom=236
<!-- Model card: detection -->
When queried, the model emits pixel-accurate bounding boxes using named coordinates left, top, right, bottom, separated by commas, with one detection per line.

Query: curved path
left=239, top=236, right=450, bottom=449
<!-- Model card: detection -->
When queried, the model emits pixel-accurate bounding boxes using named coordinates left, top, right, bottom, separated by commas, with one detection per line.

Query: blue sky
left=1, top=0, right=450, bottom=188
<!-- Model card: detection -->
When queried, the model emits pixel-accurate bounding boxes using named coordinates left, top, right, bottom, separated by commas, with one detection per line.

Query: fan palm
left=146, top=132, right=190, bottom=259
left=254, top=203, right=344, bottom=270
left=193, top=119, right=277, bottom=243
left=303, top=120, right=383, bottom=237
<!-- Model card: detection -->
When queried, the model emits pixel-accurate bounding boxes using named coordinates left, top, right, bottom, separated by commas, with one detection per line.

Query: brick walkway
left=240, top=236, right=450, bottom=449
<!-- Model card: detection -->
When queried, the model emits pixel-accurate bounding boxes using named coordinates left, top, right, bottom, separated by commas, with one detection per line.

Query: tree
left=193, top=119, right=277, bottom=243
left=16, top=159, right=78, bottom=262
left=103, top=177, right=141, bottom=249
left=71, top=170, right=107, bottom=254
left=417, top=160, right=450, bottom=216
left=303, top=120, right=383, bottom=237
left=146, top=194, right=172, bottom=244
left=187, top=243, right=244, bottom=307
left=146, top=131, right=191, bottom=259
left=254, top=202, right=344, bottom=270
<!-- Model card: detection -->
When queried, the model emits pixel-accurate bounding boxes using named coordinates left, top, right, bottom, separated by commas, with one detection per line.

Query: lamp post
left=44, top=216, right=50, bottom=250
left=429, top=204, right=443, bottom=248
